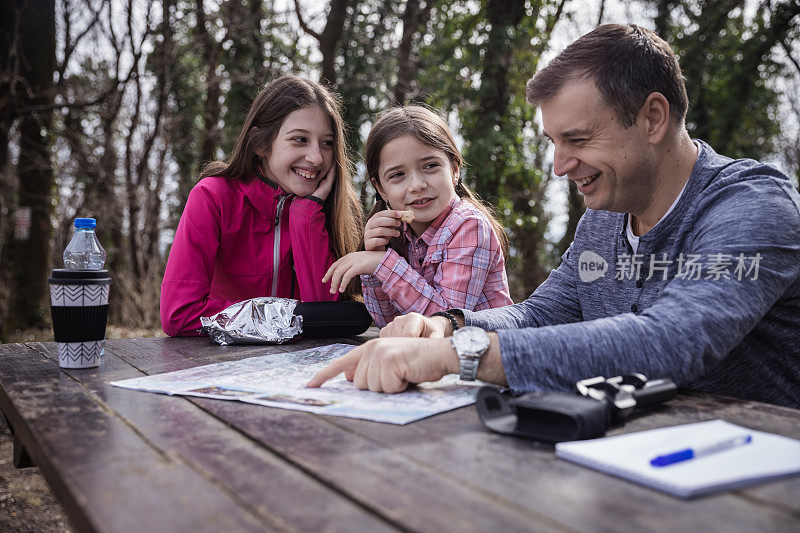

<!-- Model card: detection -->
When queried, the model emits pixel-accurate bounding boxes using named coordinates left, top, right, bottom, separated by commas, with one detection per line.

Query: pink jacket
left=160, top=176, right=338, bottom=336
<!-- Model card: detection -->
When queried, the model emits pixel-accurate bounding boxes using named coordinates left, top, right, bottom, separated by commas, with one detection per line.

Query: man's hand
left=322, top=251, right=386, bottom=294
left=306, top=337, right=458, bottom=393
left=380, top=313, right=452, bottom=338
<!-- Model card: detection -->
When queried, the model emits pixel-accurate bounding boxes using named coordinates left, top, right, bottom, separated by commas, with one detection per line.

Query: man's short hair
left=526, top=24, right=688, bottom=127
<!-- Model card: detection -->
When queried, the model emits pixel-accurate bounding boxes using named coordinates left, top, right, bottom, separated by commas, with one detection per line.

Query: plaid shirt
left=361, top=197, right=512, bottom=327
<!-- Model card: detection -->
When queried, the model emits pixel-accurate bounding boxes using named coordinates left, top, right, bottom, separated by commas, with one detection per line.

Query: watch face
left=453, top=326, right=490, bottom=356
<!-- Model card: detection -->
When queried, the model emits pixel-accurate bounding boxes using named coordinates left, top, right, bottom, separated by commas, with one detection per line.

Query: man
left=308, top=24, right=800, bottom=408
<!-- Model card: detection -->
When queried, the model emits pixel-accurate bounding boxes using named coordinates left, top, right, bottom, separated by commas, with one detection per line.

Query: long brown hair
left=199, top=75, right=363, bottom=295
left=364, top=105, right=508, bottom=256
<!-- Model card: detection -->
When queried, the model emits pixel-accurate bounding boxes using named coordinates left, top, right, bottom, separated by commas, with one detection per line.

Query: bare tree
left=596, top=0, right=605, bottom=26
left=56, top=0, right=127, bottom=274
left=47, top=0, right=172, bottom=328
left=122, top=0, right=168, bottom=278
left=294, top=0, right=350, bottom=86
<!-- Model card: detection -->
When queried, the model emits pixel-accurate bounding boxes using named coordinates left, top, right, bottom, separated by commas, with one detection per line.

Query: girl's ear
left=250, top=127, right=267, bottom=157
left=371, top=178, right=384, bottom=199
left=372, top=179, right=391, bottom=209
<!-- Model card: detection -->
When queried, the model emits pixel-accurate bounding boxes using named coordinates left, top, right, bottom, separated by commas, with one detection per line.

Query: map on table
left=110, top=343, right=480, bottom=424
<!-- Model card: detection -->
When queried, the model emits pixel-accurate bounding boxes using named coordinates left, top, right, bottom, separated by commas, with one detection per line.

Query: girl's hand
left=311, top=164, right=336, bottom=200
left=364, top=210, right=401, bottom=251
left=323, top=251, right=386, bottom=294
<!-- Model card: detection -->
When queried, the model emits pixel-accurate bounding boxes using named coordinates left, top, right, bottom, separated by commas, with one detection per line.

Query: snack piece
left=399, top=210, right=415, bottom=224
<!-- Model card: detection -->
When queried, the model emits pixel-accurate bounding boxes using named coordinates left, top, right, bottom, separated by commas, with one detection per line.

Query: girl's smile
left=259, top=106, right=334, bottom=197
left=408, top=197, right=435, bottom=208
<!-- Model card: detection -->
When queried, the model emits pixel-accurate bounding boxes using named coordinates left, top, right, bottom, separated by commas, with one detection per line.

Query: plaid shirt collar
left=401, top=196, right=460, bottom=247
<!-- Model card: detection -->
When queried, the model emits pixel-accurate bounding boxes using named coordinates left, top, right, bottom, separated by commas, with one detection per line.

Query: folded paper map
left=110, top=343, right=479, bottom=424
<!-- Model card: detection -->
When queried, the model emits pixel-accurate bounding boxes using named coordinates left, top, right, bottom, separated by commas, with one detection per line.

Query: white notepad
left=555, top=419, right=800, bottom=498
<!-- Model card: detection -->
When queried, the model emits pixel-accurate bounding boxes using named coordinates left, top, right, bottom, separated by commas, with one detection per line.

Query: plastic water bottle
left=63, top=218, right=106, bottom=270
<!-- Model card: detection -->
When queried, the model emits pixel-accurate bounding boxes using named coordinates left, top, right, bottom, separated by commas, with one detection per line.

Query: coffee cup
left=48, top=269, right=112, bottom=368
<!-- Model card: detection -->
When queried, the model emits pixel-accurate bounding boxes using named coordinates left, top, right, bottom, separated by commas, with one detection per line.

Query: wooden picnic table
left=1, top=332, right=799, bottom=532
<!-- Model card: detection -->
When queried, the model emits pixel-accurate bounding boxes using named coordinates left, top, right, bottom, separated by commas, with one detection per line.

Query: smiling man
left=309, top=24, right=800, bottom=408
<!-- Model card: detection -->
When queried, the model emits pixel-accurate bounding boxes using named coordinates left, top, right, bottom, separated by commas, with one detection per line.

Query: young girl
left=161, top=75, right=363, bottom=336
left=323, top=105, right=512, bottom=327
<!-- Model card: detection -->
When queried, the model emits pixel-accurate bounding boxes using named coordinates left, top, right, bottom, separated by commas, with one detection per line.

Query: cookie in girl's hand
left=399, top=210, right=415, bottom=224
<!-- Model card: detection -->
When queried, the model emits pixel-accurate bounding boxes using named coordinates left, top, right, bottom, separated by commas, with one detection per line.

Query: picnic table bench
left=1, top=333, right=799, bottom=532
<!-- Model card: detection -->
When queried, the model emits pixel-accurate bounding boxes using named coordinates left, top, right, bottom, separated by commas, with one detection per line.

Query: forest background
left=0, top=0, right=799, bottom=341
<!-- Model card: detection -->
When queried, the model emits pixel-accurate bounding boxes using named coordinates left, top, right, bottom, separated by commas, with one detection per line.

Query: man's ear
left=639, top=92, right=670, bottom=144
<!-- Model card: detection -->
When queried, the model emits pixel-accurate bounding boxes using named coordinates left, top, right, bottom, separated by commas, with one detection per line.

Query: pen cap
left=650, top=448, right=694, bottom=467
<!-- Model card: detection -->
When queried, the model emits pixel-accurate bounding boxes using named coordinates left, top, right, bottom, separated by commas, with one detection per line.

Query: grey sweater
left=462, top=141, right=800, bottom=408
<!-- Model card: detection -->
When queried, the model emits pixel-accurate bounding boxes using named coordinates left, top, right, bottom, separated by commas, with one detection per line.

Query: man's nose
left=553, top=147, right=580, bottom=177
left=305, top=143, right=323, bottom=166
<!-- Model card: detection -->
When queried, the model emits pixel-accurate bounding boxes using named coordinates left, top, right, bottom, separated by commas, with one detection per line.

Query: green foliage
left=654, top=1, right=797, bottom=160
left=162, top=1, right=208, bottom=207
left=159, top=0, right=303, bottom=215
left=337, top=1, right=400, bottom=156
left=415, top=0, right=564, bottom=294
left=218, top=0, right=305, bottom=153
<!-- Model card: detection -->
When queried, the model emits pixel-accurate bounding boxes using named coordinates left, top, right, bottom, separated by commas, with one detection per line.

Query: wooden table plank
left=106, top=337, right=565, bottom=532
left=28, top=338, right=399, bottom=533
left=108, top=338, right=800, bottom=531
left=0, top=343, right=271, bottom=533
left=3, top=335, right=799, bottom=533
left=327, top=390, right=800, bottom=532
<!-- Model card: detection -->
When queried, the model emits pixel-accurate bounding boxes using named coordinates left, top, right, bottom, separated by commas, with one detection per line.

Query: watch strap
left=459, top=353, right=480, bottom=381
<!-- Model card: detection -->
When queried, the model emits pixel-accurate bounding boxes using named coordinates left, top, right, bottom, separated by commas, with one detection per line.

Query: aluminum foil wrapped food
left=200, top=297, right=303, bottom=345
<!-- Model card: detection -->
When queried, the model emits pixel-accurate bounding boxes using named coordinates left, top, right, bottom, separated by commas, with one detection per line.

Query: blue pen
left=650, top=434, right=753, bottom=467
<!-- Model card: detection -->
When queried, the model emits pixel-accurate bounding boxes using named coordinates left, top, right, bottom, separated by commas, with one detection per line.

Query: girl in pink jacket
left=161, top=76, right=363, bottom=336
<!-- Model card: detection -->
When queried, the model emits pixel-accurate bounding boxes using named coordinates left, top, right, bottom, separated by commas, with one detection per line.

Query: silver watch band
left=459, top=355, right=480, bottom=381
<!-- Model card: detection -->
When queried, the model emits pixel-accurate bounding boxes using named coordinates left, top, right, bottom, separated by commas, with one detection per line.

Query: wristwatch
left=450, top=326, right=491, bottom=381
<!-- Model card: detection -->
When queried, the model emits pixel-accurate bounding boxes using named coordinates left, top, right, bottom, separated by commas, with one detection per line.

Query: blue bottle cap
left=74, top=218, right=97, bottom=229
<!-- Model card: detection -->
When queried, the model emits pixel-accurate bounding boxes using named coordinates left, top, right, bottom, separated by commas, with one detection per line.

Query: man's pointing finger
left=306, top=346, right=362, bottom=388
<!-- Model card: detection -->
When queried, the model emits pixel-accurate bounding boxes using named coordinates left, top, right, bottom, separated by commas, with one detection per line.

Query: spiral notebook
left=555, top=419, right=800, bottom=498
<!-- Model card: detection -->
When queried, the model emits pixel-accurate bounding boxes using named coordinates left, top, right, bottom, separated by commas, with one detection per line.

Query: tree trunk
left=0, top=1, right=20, bottom=296
left=295, top=0, right=350, bottom=87
left=0, top=1, right=15, bottom=174
left=318, top=0, right=349, bottom=87
left=141, top=0, right=174, bottom=269
left=197, top=0, right=222, bottom=166
left=393, top=0, right=434, bottom=105
left=1, top=0, right=56, bottom=334
left=472, top=0, right=525, bottom=201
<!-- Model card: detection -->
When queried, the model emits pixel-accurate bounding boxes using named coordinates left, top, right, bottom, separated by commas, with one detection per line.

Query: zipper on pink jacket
left=271, top=195, right=291, bottom=296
